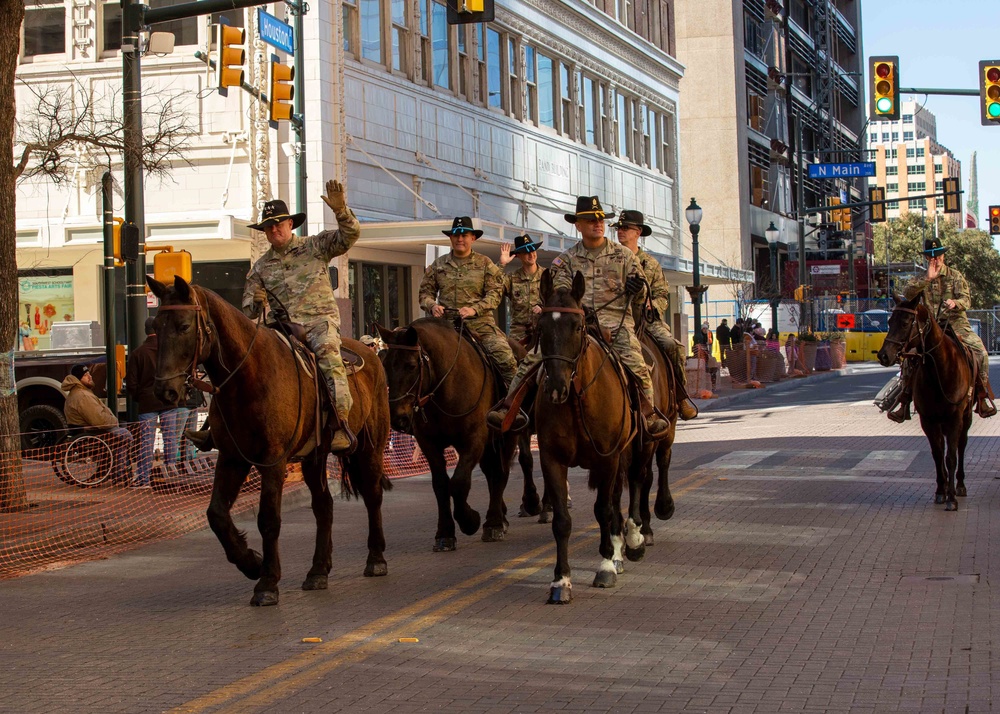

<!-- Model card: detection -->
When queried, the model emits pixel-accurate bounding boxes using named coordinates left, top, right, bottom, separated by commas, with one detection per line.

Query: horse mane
left=545, top=286, right=582, bottom=310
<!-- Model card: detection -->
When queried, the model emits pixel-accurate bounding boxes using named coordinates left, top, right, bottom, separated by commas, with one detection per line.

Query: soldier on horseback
left=418, top=216, right=519, bottom=387
left=611, top=210, right=698, bottom=421
left=499, top=233, right=544, bottom=346
left=887, top=237, right=996, bottom=423
left=487, top=196, right=670, bottom=439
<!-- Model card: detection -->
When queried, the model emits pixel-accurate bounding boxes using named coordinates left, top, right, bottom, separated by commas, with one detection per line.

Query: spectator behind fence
left=693, top=321, right=713, bottom=349
left=61, top=364, right=135, bottom=483
left=730, top=318, right=744, bottom=345
left=125, top=317, right=179, bottom=488
left=716, top=319, right=731, bottom=364
left=693, top=343, right=719, bottom=391
left=175, top=371, right=206, bottom=463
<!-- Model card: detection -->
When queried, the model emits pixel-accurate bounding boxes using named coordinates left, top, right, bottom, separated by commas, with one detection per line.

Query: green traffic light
left=876, top=97, right=893, bottom=114
left=988, top=102, right=1000, bottom=119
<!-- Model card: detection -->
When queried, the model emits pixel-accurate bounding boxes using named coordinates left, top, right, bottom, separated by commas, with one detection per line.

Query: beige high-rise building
left=867, top=100, right=962, bottom=223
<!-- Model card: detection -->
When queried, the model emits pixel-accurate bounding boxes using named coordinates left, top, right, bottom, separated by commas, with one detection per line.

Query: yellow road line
left=172, top=467, right=714, bottom=713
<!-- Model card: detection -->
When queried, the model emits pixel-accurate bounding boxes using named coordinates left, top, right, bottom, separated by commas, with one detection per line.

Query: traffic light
left=827, top=196, right=842, bottom=231
left=268, top=57, right=294, bottom=124
left=990, top=206, right=1000, bottom=236
left=869, top=56, right=900, bottom=120
left=447, top=0, right=495, bottom=24
left=870, top=186, right=886, bottom=223
left=215, top=20, right=245, bottom=94
left=942, top=177, right=961, bottom=214
left=110, top=216, right=124, bottom=261
left=979, top=60, right=1000, bottom=126
left=794, top=285, right=805, bottom=302
left=841, top=206, right=852, bottom=233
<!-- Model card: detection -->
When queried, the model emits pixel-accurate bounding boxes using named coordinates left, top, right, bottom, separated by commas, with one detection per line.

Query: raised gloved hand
left=322, top=179, right=347, bottom=213
left=624, top=275, right=644, bottom=296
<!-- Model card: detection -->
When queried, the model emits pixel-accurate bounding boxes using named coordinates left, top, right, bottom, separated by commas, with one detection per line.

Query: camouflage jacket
left=242, top=208, right=360, bottom=325
left=903, top=264, right=974, bottom=335
left=635, top=248, right=670, bottom=321
left=418, top=250, right=504, bottom=323
left=550, top=239, right=646, bottom=331
left=502, top=266, right=543, bottom=330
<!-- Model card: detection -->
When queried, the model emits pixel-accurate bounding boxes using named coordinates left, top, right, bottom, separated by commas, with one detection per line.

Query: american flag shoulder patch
left=552, top=256, right=563, bottom=267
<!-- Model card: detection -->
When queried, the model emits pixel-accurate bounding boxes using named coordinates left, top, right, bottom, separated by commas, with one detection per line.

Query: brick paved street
left=1, top=364, right=999, bottom=713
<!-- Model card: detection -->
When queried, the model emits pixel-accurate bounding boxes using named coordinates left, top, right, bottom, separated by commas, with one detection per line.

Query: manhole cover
left=900, top=574, right=980, bottom=585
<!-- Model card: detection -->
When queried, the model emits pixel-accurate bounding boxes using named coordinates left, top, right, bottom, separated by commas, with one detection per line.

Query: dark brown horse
left=877, top=292, right=974, bottom=511
left=534, top=270, right=647, bottom=604
left=377, top=318, right=516, bottom=549
left=637, top=330, right=678, bottom=543
left=147, top=276, right=391, bottom=605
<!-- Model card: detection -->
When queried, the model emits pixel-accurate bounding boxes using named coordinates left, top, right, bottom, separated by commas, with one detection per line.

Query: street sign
left=258, top=9, right=294, bottom=55
left=811, top=265, right=841, bottom=275
left=807, top=162, right=876, bottom=179
left=836, top=314, right=856, bottom=329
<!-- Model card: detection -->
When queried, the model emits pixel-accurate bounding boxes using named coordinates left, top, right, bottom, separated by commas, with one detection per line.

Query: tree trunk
left=0, top=0, right=29, bottom=512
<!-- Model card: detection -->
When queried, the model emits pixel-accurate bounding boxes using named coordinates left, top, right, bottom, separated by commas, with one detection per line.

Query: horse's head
left=537, top=269, right=587, bottom=404
left=877, top=293, right=925, bottom=367
left=147, top=275, right=214, bottom=406
left=376, top=322, right=423, bottom=433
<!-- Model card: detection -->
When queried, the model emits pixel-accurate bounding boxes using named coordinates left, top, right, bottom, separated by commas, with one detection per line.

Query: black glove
left=624, top=275, right=644, bottom=296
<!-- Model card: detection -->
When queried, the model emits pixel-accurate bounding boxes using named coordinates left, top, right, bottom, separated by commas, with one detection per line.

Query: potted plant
left=798, top=331, right=819, bottom=372
left=824, top=331, right=847, bottom=369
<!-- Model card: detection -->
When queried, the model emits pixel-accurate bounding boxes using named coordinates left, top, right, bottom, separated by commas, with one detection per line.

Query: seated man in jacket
left=61, top=364, right=136, bottom=484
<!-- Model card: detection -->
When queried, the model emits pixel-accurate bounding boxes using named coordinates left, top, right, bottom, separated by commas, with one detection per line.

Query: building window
left=508, top=36, right=519, bottom=117
left=431, top=0, right=449, bottom=89
left=902, top=114, right=913, bottom=123
left=486, top=28, right=502, bottom=109
left=343, top=0, right=357, bottom=53
left=348, top=261, right=412, bottom=338
left=581, top=74, right=597, bottom=146
left=560, top=62, right=573, bottom=136
left=537, top=52, right=555, bottom=129
left=907, top=182, right=925, bottom=193
left=886, top=183, right=899, bottom=193
left=616, top=91, right=629, bottom=158
left=908, top=198, right=923, bottom=209
left=935, top=180, right=944, bottom=191
left=391, top=0, right=407, bottom=73
left=881, top=133, right=889, bottom=142
left=102, top=0, right=121, bottom=52
left=360, top=0, right=381, bottom=63
left=524, top=45, right=536, bottom=124
left=909, top=164, right=925, bottom=174
left=886, top=165, right=898, bottom=176
left=644, top=107, right=658, bottom=171
left=903, top=131, right=914, bottom=141
left=905, top=147, right=915, bottom=158
left=936, top=198, right=945, bottom=209
left=23, top=0, right=66, bottom=58
left=916, top=147, right=925, bottom=157
left=891, top=132, right=899, bottom=141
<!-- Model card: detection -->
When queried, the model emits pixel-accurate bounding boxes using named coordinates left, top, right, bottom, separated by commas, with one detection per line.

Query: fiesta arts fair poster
left=18, top=276, right=75, bottom=351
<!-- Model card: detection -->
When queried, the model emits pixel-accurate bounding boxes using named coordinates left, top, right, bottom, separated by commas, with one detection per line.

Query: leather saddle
left=268, top=320, right=365, bottom=371
left=449, top=322, right=509, bottom=393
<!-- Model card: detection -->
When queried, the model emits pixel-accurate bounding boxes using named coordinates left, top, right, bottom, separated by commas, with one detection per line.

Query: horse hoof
left=946, top=501, right=959, bottom=512
left=613, top=558, right=625, bottom=574
left=643, top=533, right=654, bottom=547
left=457, top=510, right=481, bottom=536
left=364, top=562, right=388, bottom=577
left=957, top=485, right=968, bottom=497
left=481, top=526, right=506, bottom=543
left=547, top=586, right=572, bottom=604
left=519, top=496, right=541, bottom=517
left=250, top=590, right=279, bottom=607
left=301, top=574, right=328, bottom=591
left=655, top=500, right=675, bottom=521
left=538, top=508, right=551, bottom=525
left=935, top=494, right=946, bottom=504
left=433, top=537, right=457, bottom=552
left=240, top=549, right=264, bottom=580
left=625, top=545, right=646, bottom=562
left=592, top=570, right=617, bottom=589
left=566, top=496, right=573, bottom=509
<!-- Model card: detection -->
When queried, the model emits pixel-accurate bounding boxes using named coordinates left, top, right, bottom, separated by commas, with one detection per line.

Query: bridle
left=537, top=306, right=588, bottom=368
left=882, top=296, right=936, bottom=360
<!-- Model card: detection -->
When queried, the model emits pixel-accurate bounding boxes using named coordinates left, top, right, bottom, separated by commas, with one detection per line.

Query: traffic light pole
left=100, top=172, right=118, bottom=414
left=289, top=0, right=307, bottom=235
left=899, top=87, right=979, bottom=97
left=795, top=114, right=807, bottom=331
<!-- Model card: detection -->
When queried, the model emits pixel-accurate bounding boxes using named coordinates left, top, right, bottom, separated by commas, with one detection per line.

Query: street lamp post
left=684, top=198, right=708, bottom=340
left=765, top=221, right=781, bottom=334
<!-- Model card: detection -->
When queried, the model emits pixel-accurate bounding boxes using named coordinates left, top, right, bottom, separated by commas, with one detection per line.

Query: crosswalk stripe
left=851, top=450, right=919, bottom=471
left=701, top=450, right=778, bottom=469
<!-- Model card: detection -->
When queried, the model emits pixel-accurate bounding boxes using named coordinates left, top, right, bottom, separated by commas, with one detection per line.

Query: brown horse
left=534, top=270, right=648, bottom=604
left=877, top=292, right=974, bottom=511
left=637, top=330, right=678, bottom=543
left=147, top=276, right=391, bottom=605
left=377, top=317, right=516, bottom=549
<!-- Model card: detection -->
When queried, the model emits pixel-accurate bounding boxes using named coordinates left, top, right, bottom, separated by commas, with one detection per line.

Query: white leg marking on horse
left=599, top=557, right=617, bottom=574
left=625, top=518, right=643, bottom=549
left=550, top=576, right=572, bottom=589
left=612, top=534, right=624, bottom=562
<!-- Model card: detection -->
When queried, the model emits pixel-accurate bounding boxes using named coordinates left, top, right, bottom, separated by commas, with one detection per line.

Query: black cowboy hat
left=922, top=237, right=948, bottom=256
left=248, top=199, right=306, bottom=231
left=565, top=196, right=615, bottom=224
left=443, top=216, right=483, bottom=239
left=610, top=209, right=652, bottom=237
left=511, top=233, right=542, bottom=255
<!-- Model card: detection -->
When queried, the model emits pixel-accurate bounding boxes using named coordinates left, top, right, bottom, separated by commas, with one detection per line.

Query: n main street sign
left=807, top=162, right=876, bottom=179
left=258, top=9, right=294, bottom=55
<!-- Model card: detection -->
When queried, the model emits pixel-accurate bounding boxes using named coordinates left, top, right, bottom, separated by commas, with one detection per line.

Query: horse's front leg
left=592, top=455, right=620, bottom=589
left=625, top=444, right=651, bottom=562
left=423, top=444, right=459, bottom=552
left=249, top=464, right=287, bottom=606
left=540, top=450, right=572, bottom=604
left=923, top=420, right=948, bottom=505
left=944, top=429, right=960, bottom=512
left=956, top=413, right=971, bottom=498
left=205, top=454, right=260, bottom=583
left=449, top=437, right=484, bottom=538
left=301, top=448, right=334, bottom=590
left=480, top=434, right=515, bottom=542
left=517, top=430, right=541, bottom=517
left=653, top=441, right=675, bottom=523
left=353, top=444, right=389, bottom=577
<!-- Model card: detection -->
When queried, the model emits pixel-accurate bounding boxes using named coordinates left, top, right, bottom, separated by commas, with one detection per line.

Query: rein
left=888, top=300, right=967, bottom=406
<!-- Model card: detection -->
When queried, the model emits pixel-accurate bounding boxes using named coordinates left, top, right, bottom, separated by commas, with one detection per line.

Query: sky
left=861, top=0, right=1000, bottom=229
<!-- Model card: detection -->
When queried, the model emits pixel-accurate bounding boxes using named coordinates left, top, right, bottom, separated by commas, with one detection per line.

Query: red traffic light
left=989, top=67, right=1000, bottom=83
left=875, top=62, right=892, bottom=78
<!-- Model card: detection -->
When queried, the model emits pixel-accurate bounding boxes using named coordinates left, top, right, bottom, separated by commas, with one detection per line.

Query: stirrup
left=487, top=407, right=528, bottom=433
left=331, top=427, right=357, bottom=453
left=976, top=397, right=997, bottom=418
left=887, top=401, right=911, bottom=423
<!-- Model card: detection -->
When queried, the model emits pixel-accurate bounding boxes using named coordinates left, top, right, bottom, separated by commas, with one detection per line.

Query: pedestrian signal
left=215, top=20, right=245, bottom=94
left=269, top=57, right=294, bottom=124
left=869, top=186, right=886, bottom=223
left=942, top=177, right=961, bottom=214
left=869, top=56, right=900, bottom=120
left=794, top=286, right=804, bottom=302
left=979, top=60, right=1000, bottom=126
left=990, top=205, right=1000, bottom=236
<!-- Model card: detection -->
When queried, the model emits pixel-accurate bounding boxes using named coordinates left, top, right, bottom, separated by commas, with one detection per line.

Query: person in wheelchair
left=61, top=364, right=135, bottom=484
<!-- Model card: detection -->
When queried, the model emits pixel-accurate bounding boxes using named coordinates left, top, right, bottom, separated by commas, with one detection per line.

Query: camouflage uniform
left=242, top=208, right=360, bottom=422
left=502, top=266, right=543, bottom=344
left=634, top=248, right=686, bottom=383
left=903, top=264, right=990, bottom=382
left=506, top=239, right=655, bottom=403
left=418, top=250, right=518, bottom=384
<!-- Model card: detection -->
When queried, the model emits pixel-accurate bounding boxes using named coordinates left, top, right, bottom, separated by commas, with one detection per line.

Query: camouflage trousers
left=645, top=320, right=687, bottom=386
left=467, top=318, right=518, bottom=384
left=507, top=324, right=655, bottom=404
left=955, top=326, right=991, bottom=386
left=305, top=319, right=352, bottom=422
left=509, top=322, right=534, bottom=346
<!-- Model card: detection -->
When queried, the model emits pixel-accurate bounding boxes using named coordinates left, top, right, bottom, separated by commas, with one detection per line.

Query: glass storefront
left=347, top=261, right=411, bottom=338
left=18, top=271, right=75, bottom=351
